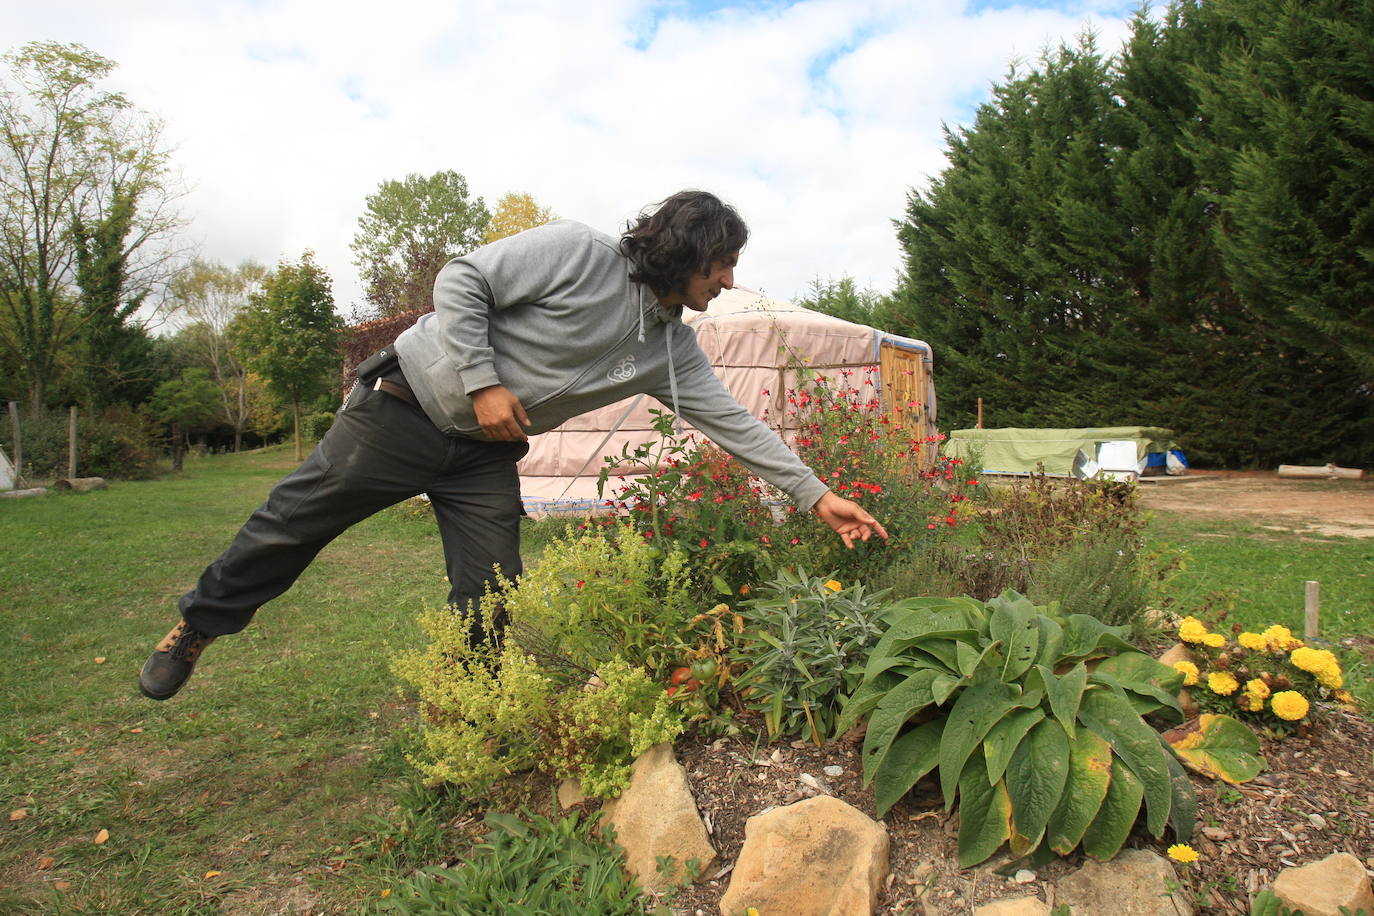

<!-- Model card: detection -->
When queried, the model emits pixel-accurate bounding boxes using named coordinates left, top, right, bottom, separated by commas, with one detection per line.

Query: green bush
left=729, top=569, right=890, bottom=743
left=392, top=527, right=691, bottom=799
left=1025, top=528, right=1150, bottom=632
left=374, top=811, right=648, bottom=916
left=2, top=405, right=163, bottom=480
left=303, top=409, right=335, bottom=442
left=833, top=591, right=1260, bottom=867
left=976, top=471, right=1143, bottom=560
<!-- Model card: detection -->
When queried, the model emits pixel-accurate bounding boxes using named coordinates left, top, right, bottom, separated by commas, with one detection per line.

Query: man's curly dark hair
left=620, top=190, right=749, bottom=298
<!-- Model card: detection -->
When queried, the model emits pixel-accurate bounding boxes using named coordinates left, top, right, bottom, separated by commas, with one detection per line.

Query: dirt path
left=1137, top=471, right=1374, bottom=538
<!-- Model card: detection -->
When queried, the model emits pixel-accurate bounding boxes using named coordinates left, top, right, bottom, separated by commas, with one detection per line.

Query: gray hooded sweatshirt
left=393, top=219, right=829, bottom=511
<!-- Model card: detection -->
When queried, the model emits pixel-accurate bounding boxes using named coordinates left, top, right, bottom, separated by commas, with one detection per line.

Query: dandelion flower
left=1238, top=632, right=1267, bottom=651
left=1167, top=844, right=1200, bottom=864
left=1271, top=690, right=1309, bottom=721
left=1178, top=617, right=1209, bottom=644
left=1202, top=632, right=1226, bottom=649
left=1172, top=661, right=1200, bottom=687
left=1207, top=672, right=1239, bottom=696
left=824, top=579, right=842, bottom=593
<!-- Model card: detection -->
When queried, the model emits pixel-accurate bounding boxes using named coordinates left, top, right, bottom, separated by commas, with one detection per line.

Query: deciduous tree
left=482, top=191, right=555, bottom=244
left=233, top=252, right=343, bottom=460
left=350, top=170, right=489, bottom=319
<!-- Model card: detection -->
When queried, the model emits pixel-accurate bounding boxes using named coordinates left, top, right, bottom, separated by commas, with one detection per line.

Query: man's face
left=680, top=253, right=738, bottom=312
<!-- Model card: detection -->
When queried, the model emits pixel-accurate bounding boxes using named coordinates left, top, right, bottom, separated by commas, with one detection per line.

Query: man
left=140, top=190, right=886, bottom=701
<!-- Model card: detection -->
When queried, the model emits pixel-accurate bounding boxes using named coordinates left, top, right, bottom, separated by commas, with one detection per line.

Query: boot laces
left=169, top=625, right=210, bottom=660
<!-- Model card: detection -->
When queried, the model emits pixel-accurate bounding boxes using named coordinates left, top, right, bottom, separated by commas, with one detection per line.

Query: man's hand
left=813, top=491, right=889, bottom=549
left=472, top=385, right=531, bottom=441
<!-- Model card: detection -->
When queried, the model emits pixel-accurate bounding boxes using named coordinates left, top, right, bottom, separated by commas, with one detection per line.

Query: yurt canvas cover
left=519, top=288, right=937, bottom=514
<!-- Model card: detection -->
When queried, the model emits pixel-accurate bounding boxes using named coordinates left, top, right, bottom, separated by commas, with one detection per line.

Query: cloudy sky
left=6, top=0, right=1154, bottom=316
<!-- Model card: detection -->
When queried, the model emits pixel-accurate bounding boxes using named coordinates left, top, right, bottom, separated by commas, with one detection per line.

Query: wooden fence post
left=68, top=405, right=77, bottom=480
left=1303, top=581, right=1320, bottom=641
left=7, top=401, right=19, bottom=484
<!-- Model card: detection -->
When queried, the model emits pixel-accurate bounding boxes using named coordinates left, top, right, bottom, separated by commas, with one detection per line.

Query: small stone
left=1308, top=814, right=1327, bottom=830
left=823, top=765, right=844, bottom=778
left=1014, top=868, right=1036, bottom=884
left=1202, top=826, right=1231, bottom=841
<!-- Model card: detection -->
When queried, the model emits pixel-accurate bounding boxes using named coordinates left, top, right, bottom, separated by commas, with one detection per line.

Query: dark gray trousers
left=178, top=379, right=527, bottom=644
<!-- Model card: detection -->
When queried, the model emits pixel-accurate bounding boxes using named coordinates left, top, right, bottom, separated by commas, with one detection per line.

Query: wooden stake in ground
left=7, top=401, right=20, bottom=485
left=68, top=406, right=77, bottom=480
left=1304, top=580, right=1320, bottom=641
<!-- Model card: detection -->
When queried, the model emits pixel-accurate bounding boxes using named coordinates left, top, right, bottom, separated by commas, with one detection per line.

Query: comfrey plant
left=836, top=591, right=1262, bottom=867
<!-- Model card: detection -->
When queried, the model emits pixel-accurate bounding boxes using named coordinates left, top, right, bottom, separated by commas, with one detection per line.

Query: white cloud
left=3, top=0, right=1152, bottom=314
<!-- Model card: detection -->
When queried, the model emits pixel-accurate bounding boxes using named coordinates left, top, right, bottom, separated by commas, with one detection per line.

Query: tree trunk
left=172, top=421, right=184, bottom=472
left=292, top=401, right=303, bottom=462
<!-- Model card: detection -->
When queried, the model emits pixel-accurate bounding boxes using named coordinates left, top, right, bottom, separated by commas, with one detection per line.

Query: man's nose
left=718, top=266, right=734, bottom=289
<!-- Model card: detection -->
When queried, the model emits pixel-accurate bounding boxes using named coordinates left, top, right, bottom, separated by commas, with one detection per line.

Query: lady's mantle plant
left=837, top=591, right=1262, bottom=867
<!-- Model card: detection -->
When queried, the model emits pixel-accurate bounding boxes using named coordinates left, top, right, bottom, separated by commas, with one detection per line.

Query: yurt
left=519, top=287, right=937, bottom=514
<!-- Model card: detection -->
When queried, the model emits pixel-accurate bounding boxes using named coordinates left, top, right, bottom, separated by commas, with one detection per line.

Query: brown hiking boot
left=139, top=621, right=216, bottom=700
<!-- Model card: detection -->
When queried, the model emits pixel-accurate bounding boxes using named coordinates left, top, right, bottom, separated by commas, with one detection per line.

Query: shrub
left=391, top=609, right=681, bottom=799
left=976, top=470, right=1143, bottom=560
left=1025, top=528, right=1151, bottom=632
left=2, top=405, right=163, bottom=480
left=374, top=811, right=647, bottom=916
left=834, top=591, right=1264, bottom=866
left=729, top=569, right=890, bottom=743
left=303, top=409, right=335, bottom=442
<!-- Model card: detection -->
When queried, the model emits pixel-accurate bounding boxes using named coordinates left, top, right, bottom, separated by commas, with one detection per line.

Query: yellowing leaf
left=94, top=657, right=106, bottom=664
left=37, top=856, right=55, bottom=870
left=1164, top=713, right=1265, bottom=784
left=9, top=809, right=27, bottom=821
left=93, top=828, right=109, bottom=845
left=204, top=870, right=221, bottom=878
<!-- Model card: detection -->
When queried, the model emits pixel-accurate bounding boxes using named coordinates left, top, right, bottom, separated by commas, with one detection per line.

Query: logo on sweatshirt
left=607, top=355, right=636, bottom=383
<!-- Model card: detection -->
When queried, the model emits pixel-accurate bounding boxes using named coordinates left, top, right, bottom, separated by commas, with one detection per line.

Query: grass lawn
left=0, top=449, right=1367, bottom=914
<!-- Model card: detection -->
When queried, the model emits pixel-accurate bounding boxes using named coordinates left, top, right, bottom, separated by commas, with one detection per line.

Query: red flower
left=700, top=538, right=709, bottom=548
left=576, top=580, right=585, bottom=589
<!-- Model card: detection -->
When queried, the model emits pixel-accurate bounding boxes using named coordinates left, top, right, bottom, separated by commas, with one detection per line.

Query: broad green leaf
left=1080, top=757, right=1143, bottom=861
left=1161, top=743, right=1197, bottom=843
left=956, top=639, right=984, bottom=677
left=1088, top=670, right=1183, bottom=722
left=983, top=707, right=1045, bottom=786
left=873, top=719, right=945, bottom=816
left=1091, top=652, right=1185, bottom=721
left=989, top=595, right=1039, bottom=682
left=938, top=677, right=1022, bottom=809
left=861, top=668, right=940, bottom=785
left=1033, top=615, right=1064, bottom=668
left=1059, top=615, right=1134, bottom=661
left=1040, top=662, right=1087, bottom=739
left=1045, top=729, right=1113, bottom=854
left=711, top=574, right=731, bottom=597
left=1078, top=689, right=1173, bottom=837
left=834, top=670, right=902, bottom=738
left=956, top=751, right=1012, bottom=867
left=1164, top=713, right=1265, bottom=785
left=931, top=672, right=962, bottom=707
left=860, top=652, right=921, bottom=683
left=913, top=637, right=962, bottom=671
left=1006, top=718, right=1070, bottom=848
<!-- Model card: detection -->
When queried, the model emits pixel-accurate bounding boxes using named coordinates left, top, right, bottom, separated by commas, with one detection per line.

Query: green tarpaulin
left=946, top=427, right=1178, bottom=477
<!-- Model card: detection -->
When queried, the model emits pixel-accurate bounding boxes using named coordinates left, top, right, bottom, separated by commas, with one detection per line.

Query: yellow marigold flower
left=1290, top=646, right=1337, bottom=675
left=1167, top=844, right=1200, bottom=864
left=1239, top=693, right=1265, bottom=712
left=1178, top=617, right=1209, bottom=644
left=747, top=909, right=761, bottom=916
left=823, top=579, right=842, bottom=592
left=1244, top=678, right=1270, bottom=700
left=1238, top=632, right=1267, bottom=651
left=1201, top=632, right=1226, bottom=648
left=1335, top=690, right=1355, bottom=705
left=1271, top=690, right=1309, bottom=721
left=1263, top=625, right=1297, bottom=652
left=1207, top=671, right=1239, bottom=696
left=1172, top=661, right=1200, bottom=686
left=1317, top=668, right=1343, bottom=689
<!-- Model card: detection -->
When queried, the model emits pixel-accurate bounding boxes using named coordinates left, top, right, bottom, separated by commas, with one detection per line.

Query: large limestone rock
left=1272, top=852, right=1374, bottom=916
left=1055, top=848, right=1193, bottom=916
left=601, top=744, right=716, bottom=893
left=718, top=795, right=890, bottom=916
left=1158, top=642, right=1200, bottom=718
left=974, top=897, right=1050, bottom=916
